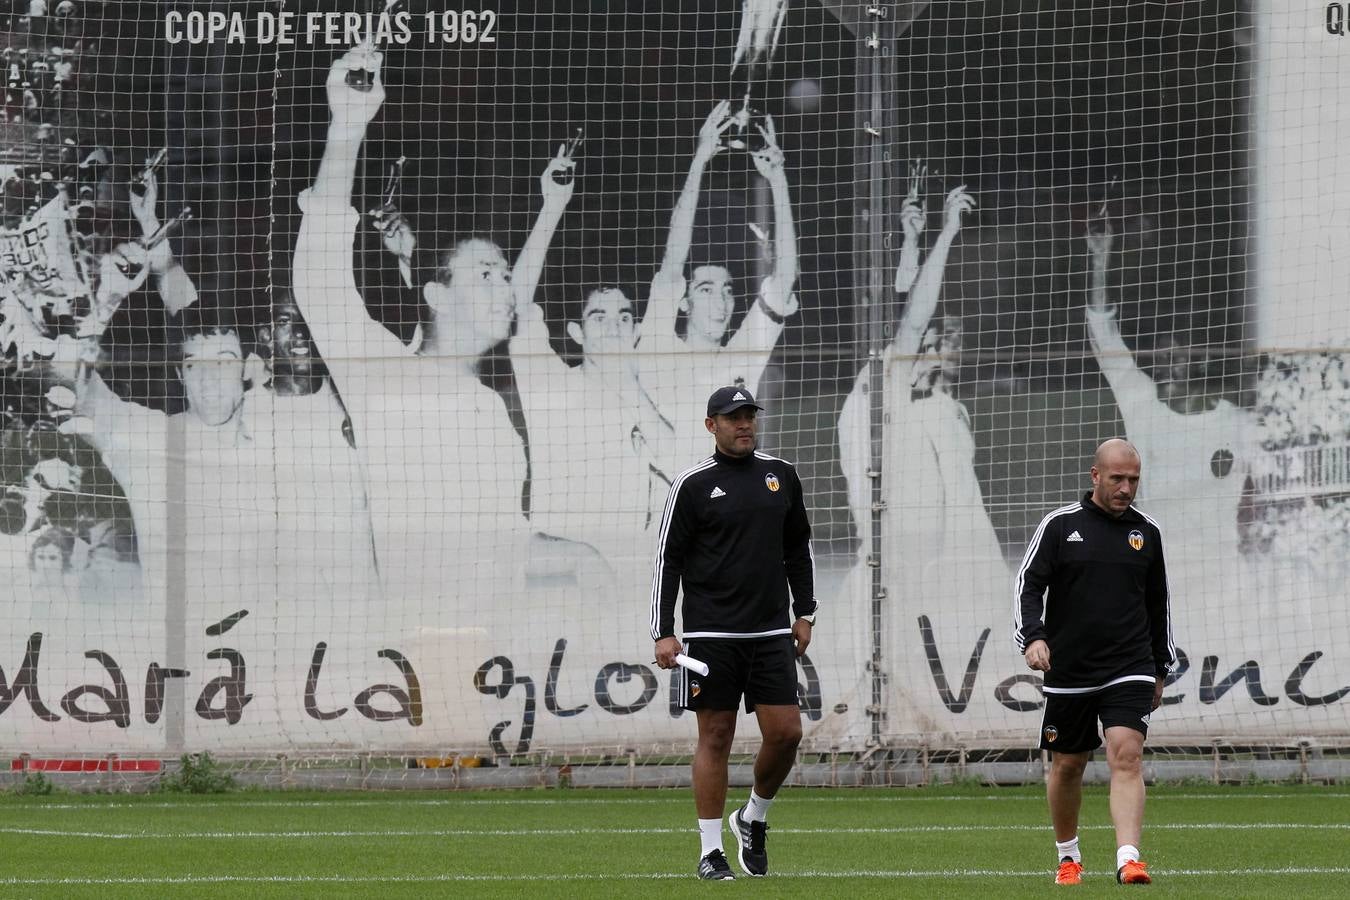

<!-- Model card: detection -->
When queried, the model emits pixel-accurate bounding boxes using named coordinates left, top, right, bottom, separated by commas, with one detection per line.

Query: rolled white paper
left=675, top=653, right=710, bottom=676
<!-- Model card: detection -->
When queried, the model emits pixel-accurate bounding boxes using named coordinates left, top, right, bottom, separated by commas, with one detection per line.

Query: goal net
left=1, top=0, right=1346, bottom=775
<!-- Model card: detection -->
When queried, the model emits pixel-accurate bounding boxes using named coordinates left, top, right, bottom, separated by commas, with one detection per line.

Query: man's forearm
left=1013, top=534, right=1053, bottom=652
left=512, top=201, right=567, bottom=311
left=787, top=565, right=815, bottom=618
left=657, top=153, right=711, bottom=279
left=893, top=230, right=955, bottom=361
left=650, top=575, right=681, bottom=640
left=1084, top=305, right=1158, bottom=423
left=894, top=237, right=920, bottom=294
left=1147, top=559, right=1175, bottom=674
left=1088, top=256, right=1110, bottom=311
left=768, top=173, right=797, bottom=295
left=312, top=130, right=363, bottom=203
left=1015, top=599, right=1047, bottom=651
left=909, top=230, right=955, bottom=310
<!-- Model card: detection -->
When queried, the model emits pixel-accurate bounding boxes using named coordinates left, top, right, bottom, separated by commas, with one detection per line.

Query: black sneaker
left=728, top=805, right=768, bottom=876
left=697, top=849, right=736, bottom=880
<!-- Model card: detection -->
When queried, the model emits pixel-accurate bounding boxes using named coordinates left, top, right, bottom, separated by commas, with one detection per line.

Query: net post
left=856, top=0, right=899, bottom=752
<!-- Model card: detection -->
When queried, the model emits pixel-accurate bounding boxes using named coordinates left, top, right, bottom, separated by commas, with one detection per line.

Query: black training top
left=649, top=448, right=816, bottom=641
left=1013, top=493, right=1176, bottom=693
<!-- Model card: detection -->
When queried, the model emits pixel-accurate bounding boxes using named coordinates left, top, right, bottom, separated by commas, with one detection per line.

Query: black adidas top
left=649, top=448, right=816, bottom=641
left=1014, top=493, right=1176, bottom=693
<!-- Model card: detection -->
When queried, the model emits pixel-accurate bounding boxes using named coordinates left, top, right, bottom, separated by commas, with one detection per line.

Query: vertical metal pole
left=165, top=414, right=186, bottom=754
left=162, top=30, right=231, bottom=756
left=857, top=3, right=895, bottom=747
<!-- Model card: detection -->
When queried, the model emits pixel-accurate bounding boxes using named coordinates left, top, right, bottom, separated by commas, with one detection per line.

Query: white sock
left=745, top=789, right=774, bottom=823
left=1117, top=844, right=1140, bottom=870
left=1055, top=836, right=1081, bottom=864
left=698, top=818, right=724, bottom=858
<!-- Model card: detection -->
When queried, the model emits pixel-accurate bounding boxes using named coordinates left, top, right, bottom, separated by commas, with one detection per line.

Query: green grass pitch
left=1, top=784, right=1346, bottom=898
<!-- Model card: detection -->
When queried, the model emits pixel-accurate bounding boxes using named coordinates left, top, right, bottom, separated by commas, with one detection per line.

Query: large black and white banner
left=0, top=1, right=1346, bottom=756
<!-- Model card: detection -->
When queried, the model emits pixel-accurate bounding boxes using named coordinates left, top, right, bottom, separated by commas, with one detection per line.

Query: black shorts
left=1039, top=680, right=1155, bottom=754
left=678, top=636, right=799, bottom=713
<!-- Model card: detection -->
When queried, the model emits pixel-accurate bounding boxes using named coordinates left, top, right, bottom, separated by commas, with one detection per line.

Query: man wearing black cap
left=650, top=385, right=817, bottom=880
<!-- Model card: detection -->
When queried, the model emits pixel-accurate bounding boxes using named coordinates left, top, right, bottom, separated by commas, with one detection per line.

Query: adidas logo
left=732, top=391, right=746, bottom=400
left=710, top=486, right=727, bottom=499
left=1067, top=530, right=1084, bottom=542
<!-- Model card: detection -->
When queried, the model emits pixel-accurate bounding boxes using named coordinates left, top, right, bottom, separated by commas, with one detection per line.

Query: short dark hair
left=685, top=261, right=737, bottom=290
left=582, top=284, right=632, bottom=308
left=172, top=300, right=241, bottom=357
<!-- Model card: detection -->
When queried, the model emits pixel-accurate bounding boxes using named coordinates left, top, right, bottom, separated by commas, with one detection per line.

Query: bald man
left=1013, top=439, right=1177, bottom=886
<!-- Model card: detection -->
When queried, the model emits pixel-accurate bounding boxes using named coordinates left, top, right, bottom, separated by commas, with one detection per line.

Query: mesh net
left=0, top=0, right=1346, bottom=776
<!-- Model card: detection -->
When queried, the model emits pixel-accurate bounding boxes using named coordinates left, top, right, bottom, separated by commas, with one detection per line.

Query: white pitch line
left=8, top=792, right=1347, bottom=811
left=2, top=822, right=1346, bottom=840
left=3, top=867, right=1350, bottom=885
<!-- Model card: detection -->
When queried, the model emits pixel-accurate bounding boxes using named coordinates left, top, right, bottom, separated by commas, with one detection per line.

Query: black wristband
left=756, top=294, right=785, bottom=324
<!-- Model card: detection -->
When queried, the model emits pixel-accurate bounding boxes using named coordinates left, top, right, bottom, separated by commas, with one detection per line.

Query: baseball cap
left=706, top=385, right=763, bottom=417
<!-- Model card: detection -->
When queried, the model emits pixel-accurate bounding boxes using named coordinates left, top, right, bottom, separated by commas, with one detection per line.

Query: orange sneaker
left=1055, top=858, right=1083, bottom=885
left=1117, top=859, right=1152, bottom=884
